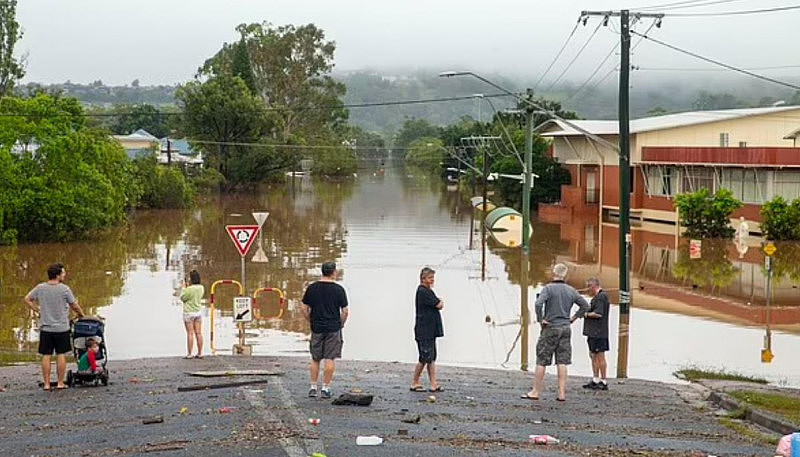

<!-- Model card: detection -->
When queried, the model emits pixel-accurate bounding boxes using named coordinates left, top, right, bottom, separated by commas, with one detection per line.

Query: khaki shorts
left=536, top=325, right=572, bottom=366
left=310, top=331, right=343, bottom=361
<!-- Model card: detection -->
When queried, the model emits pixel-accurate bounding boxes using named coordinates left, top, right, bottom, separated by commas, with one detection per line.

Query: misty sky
left=17, top=0, right=799, bottom=86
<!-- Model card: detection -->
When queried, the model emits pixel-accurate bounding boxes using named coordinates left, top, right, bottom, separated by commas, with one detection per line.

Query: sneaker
left=308, top=387, right=318, bottom=398
left=596, top=382, right=609, bottom=391
left=320, top=387, right=332, bottom=399
left=582, top=381, right=599, bottom=389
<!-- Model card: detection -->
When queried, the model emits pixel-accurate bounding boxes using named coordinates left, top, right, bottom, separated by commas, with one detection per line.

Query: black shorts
left=310, top=331, right=343, bottom=361
left=587, top=337, right=609, bottom=353
left=416, top=338, right=437, bottom=364
left=39, top=331, right=72, bottom=356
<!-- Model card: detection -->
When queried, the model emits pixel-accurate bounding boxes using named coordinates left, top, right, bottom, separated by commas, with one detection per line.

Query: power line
left=635, top=64, right=800, bottom=72
left=663, top=4, right=800, bottom=16
left=631, top=30, right=800, bottom=90
left=0, top=93, right=514, bottom=118
left=634, top=0, right=745, bottom=11
left=533, top=21, right=581, bottom=90
left=544, top=19, right=604, bottom=93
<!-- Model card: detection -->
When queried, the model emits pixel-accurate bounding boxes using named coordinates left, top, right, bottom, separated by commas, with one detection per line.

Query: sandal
left=55, top=385, right=68, bottom=390
left=429, top=386, right=444, bottom=392
left=556, top=397, right=566, bottom=402
left=520, top=393, right=539, bottom=400
left=42, top=386, right=51, bottom=392
left=194, top=355, right=204, bottom=359
left=409, top=385, right=425, bottom=392
left=183, top=355, right=193, bottom=359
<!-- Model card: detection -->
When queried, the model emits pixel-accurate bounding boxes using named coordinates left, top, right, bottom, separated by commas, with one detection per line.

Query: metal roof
left=538, top=106, right=800, bottom=137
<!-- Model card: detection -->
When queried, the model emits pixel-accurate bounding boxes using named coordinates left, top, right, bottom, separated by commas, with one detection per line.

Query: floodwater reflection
left=1, top=166, right=799, bottom=386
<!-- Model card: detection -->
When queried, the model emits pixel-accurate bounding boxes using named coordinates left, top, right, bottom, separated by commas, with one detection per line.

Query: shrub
left=674, top=188, right=742, bottom=238
left=760, top=196, right=800, bottom=241
left=132, top=157, right=196, bottom=209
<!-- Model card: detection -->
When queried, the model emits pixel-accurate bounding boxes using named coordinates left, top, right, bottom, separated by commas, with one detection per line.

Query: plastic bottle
left=791, top=432, right=800, bottom=457
left=529, top=435, right=559, bottom=445
left=356, top=436, right=383, bottom=446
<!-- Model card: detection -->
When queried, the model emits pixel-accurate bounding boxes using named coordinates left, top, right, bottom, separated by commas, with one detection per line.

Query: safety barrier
left=209, top=279, right=243, bottom=351
left=253, top=287, right=286, bottom=320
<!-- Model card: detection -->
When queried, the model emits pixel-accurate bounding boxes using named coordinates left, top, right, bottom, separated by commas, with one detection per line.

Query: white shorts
left=183, top=312, right=202, bottom=323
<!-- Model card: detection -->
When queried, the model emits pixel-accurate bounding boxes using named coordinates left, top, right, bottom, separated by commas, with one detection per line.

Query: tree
left=760, top=196, right=800, bottom=241
left=231, top=38, right=257, bottom=95
left=674, top=188, right=743, bottom=238
left=406, top=137, right=445, bottom=169
left=110, top=103, right=171, bottom=138
left=0, top=0, right=24, bottom=98
left=691, top=91, right=741, bottom=111
left=201, top=22, right=347, bottom=143
left=176, top=74, right=266, bottom=180
left=395, top=118, right=439, bottom=149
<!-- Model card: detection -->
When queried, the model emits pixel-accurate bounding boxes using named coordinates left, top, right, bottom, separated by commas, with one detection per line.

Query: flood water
left=2, top=162, right=800, bottom=386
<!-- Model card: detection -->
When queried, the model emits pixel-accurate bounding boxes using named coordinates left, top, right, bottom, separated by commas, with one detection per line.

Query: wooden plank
left=177, top=378, right=270, bottom=392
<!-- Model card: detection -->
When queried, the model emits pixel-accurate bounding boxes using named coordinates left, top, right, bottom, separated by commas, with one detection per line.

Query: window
left=720, top=168, right=766, bottom=203
left=738, top=141, right=747, bottom=148
left=774, top=170, right=800, bottom=200
left=720, top=133, right=730, bottom=147
left=646, top=166, right=677, bottom=196
left=682, top=167, right=714, bottom=193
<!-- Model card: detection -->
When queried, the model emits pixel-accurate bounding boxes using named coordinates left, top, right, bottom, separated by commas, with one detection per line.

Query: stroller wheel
left=66, top=370, right=73, bottom=387
left=101, top=373, right=109, bottom=386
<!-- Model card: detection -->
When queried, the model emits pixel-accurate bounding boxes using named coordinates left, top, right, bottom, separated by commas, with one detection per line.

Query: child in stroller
left=67, top=317, right=109, bottom=387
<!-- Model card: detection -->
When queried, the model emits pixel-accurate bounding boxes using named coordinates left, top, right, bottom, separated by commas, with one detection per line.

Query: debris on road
left=356, top=435, right=383, bottom=446
left=308, top=417, right=320, bottom=425
left=218, top=407, right=237, bottom=414
left=142, top=415, right=164, bottom=425
left=178, top=407, right=188, bottom=415
left=530, top=434, right=559, bottom=445
left=188, top=370, right=282, bottom=377
left=400, top=414, right=421, bottom=424
left=397, top=429, right=408, bottom=436
left=331, top=392, right=373, bottom=406
left=177, top=379, right=269, bottom=392
left=427, top=395, right=436, bottom=403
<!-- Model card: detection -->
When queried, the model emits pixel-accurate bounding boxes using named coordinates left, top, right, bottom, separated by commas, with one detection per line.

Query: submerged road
left=0, top=356, right=774, bottom=456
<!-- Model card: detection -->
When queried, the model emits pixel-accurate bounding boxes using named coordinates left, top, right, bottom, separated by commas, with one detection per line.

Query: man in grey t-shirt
left=25, top=263, right=84, bottom=391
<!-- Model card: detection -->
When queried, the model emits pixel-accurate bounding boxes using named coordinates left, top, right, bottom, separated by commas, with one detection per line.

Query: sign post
left=762, top=241, right=776, bottom=363
left=226, top=225, right=260, bottom=356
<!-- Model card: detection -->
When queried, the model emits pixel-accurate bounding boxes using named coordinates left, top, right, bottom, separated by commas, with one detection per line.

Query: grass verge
left=673, top=367, right=768, bottom=384
left=729, top=390, right=800, bottom=426
left=718, top=417, right=779, bottom=445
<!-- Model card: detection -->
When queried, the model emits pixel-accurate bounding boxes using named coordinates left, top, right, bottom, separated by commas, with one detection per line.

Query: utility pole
left=581, top=9, right=663, bottom=379
left=522, top=89, right=534, bottom=254
left=166, top=138, right=172, bottom=166
left=481, top=143, right=489, bottom=281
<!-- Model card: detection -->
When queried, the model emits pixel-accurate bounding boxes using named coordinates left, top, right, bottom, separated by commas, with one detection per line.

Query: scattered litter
left=179, top=407, right=188, bottom=415
left=247, top=389, right=264, bottom=394
left=397, top=429, right=408, bottom=436
left=0, top=387, right=5, bottom=393
left=105, top=271, right=112, bottom=275
left=401, top=414, right=421, bottom=424
left=177, top=379, right=270, bottom=392
left=364, top=369, right=371, bottom=373
left=143, top=440, right=189, bottom=453
left=189, top=370, right=282, bottom=377
left=331, top=392, right=373, bottom=406
left=427, top=395, right=436, bottom=403
left=533, top=420, right=542, bottom=424
left=530, top=434, right=559, bottom=445
left=356, top=435, right=383, bottom=446
left=465, top=396, right=475, bottom=401
left=310, top=453, right=327, bottom=457
left=308, top=418, right=320, bottom=426
left=218, top=407, right=237, bottom=414
left=142, top=415, right=164, bottom=425
left=350, top=388, right=363, bottom=393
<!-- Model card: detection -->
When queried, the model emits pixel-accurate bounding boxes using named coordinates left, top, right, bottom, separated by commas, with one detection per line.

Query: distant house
left=112, top=129, right=160, bottom=159
left=158, top=138, right=203, bottom=167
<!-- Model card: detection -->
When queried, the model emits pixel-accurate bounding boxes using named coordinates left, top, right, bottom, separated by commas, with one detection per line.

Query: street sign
left=765, top=256, right=772, bottom=271
left=761, top=348, right=774, bottom=363
left=252, top=211, right=270, bottom=228
left=226, top=225, right=260, bottom=257
left=233, top=296, right=253, bottom=323
left=689, top=239, right=702, bottom=259
left=763, top=241, right=777, bottom=257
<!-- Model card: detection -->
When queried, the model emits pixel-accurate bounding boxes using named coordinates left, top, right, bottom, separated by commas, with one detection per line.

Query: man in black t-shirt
left=302, top=261, right=349, bottom=399
left=581, top=277, right=610, bottom=391
left=411, top=267, right=444, bottom=392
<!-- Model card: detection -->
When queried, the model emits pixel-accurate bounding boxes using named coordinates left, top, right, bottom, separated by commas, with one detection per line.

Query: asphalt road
left=0, top=356, right=774, bottom=456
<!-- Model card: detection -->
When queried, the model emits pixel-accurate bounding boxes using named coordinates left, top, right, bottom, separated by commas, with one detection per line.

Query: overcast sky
left=16, top=0, right=799, bottom=86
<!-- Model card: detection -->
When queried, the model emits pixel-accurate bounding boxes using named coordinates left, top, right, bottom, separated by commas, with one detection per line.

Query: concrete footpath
left=0, top=356, right=775, bottom=457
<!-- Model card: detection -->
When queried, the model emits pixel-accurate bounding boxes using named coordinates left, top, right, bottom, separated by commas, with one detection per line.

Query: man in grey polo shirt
left=25, top=263, right=85, bottom=391
left=522, top=263, right=589, bottom=402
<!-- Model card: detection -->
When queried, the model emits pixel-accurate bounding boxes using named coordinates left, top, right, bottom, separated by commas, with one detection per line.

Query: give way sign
left=225, top=225, right=260, bottom=257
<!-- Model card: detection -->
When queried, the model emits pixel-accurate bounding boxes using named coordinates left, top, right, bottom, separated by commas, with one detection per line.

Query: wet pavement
left=0, top=355, right=775, bottom=456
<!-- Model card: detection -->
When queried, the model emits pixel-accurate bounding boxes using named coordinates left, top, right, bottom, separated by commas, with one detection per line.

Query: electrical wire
left=0, top=93, right=514, bottom=118
left=483, top=97, right=524, bottom=167
left=634, top=0, right=745, bottom=11
left=631, top=30, right=800, bottom=90
left=635, top=64, right=800, bottom=72
left=663, top=4, right=800, bottom=16
left=533, top=21, right=582, bottom=90
left=544, top=20, right=604, bottom=93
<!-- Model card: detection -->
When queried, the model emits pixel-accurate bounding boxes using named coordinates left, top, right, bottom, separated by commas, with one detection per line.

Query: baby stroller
left=66, top=317, right=109, bottom=387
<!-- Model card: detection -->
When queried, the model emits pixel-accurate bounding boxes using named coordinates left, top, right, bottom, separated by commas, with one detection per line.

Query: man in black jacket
left=411, top=267, right=444, bottom=392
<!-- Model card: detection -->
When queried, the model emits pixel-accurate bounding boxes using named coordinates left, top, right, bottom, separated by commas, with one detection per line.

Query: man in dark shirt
left=411, top=267, right=444, bottom=392
left=582, top=277, right=610, bottom=390
left=302, top=261, right=349, bottom=399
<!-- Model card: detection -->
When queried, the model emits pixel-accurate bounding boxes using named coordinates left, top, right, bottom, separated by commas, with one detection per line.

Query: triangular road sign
left=226, top=225, right=260, bottom=257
